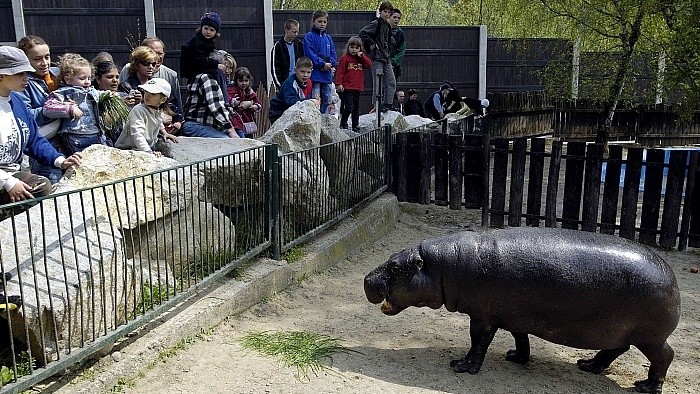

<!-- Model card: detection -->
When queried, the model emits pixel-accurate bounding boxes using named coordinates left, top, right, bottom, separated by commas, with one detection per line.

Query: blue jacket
left=16, top=67, right=60, bottom=127
left=304, top=26, right=337, bottom=84
left=268, top=73, right=313, bottom=119
left=3, top=92, right=63, bottom=171
left=43, top=86, right=103, bottom=135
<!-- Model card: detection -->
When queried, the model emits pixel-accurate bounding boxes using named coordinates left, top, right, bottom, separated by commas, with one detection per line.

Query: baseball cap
left=139, top=78, right=171, bottom=97
left=0, top=46, right=36, bottom=75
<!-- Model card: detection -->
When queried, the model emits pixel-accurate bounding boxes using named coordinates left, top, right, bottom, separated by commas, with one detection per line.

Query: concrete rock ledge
left=47, top=193, right=400, bottom=394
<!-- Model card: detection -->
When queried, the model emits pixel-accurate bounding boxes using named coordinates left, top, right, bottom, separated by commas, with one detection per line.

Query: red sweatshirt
left=335, top=52, right=372, bottom=92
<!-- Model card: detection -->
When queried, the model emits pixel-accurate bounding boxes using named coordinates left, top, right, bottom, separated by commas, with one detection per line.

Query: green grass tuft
left=282, top=246, right=305, bottom=264
left=240, top=331, right=357, bottom=380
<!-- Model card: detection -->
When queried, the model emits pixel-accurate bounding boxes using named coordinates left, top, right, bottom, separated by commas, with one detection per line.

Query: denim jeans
left=29, top=135, right=67, bottom=184
left=311, top=82, right=333, bottom=113
left=180, top=121, right=229, bottom=138
left=371, top=61, right=396, bottom=106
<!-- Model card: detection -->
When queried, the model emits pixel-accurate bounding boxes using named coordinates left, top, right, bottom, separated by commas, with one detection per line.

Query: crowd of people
left=0, top=3, right=490, bottom=213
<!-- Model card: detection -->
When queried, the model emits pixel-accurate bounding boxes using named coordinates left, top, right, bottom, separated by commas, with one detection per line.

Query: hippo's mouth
left=380, top=299, right=405, bottom=315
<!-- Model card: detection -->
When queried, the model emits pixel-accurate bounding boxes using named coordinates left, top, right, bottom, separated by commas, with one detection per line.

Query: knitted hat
left=439, top=83, right=452, bottom=91
left=201, top=12, right=222, bottom=32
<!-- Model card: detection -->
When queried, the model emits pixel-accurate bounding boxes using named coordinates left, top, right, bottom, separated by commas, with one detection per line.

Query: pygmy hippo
left=364, top=227, right=680, bottom=394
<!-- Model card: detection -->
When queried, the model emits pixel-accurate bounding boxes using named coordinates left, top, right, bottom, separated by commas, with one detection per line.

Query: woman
left=93, top=60, right=139, bottom=107
left=16, top=35, right=66, bottom=183
left=121, top=46, right=183, bottom=133
left=0, top=46, right=81, bottom=219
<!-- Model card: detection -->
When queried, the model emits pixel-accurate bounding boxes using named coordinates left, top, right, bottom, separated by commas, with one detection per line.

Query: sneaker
left=340, top=124, right=349, bottom=130
left=352, top=126, right=360, bottom=133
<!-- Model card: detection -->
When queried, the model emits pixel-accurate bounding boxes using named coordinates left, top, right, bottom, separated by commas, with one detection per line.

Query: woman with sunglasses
left=121, top=46, right=183, bottom=133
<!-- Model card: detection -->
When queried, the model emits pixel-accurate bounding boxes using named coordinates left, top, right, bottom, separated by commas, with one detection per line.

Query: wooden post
left=433, top=133, right=449, bottom=206
left=419, top=132, right=433, bottom=204
left=561, top=141, right=586, bottom=230
left=480, top=118, right=491, bottom=227
left=581, top=143, right=604, bottom=232
left=619, top=148, right=643, bottom=240
left=490, top=139, right=509, bottom=227
left=639, top=149, right=665, bottom=245
left=508, top=138, right=527, bottom=227
left=526, top=138, right=545, bottom=227
left=545, top=140, right=562, bottom=227
left=659, top=150, right=688, bottom=248
left=395, top=133, right=408, bottom=202
left=463, top=134, right=484, bottom=208
left=449, top=135, right=464, bottom=210
left=600, top=145, right=623, bottom=234
left=678, top=152, right=698, bottom=250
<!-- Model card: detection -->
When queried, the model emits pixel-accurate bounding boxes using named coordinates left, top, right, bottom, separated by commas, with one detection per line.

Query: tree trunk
left=595, top=9, right=646, bottom=146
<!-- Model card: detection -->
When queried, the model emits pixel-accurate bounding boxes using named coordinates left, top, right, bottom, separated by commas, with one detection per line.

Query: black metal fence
left=0, top=127, right=390, bottom=392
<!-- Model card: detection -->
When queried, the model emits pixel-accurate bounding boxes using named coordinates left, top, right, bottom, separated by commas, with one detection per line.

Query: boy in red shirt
left=335, top=36, right=372, bottom=132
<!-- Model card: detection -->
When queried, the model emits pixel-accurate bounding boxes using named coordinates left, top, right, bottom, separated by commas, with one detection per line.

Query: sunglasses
left=139, top=61, right=157, bottom=67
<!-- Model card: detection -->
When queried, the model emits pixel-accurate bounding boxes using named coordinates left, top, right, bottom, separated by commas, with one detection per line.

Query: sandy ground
left=121, top=203, right=699, bottom=394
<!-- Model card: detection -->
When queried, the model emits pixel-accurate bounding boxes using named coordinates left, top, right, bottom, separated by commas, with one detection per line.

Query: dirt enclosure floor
left=121, top=203, right=699, bottom=394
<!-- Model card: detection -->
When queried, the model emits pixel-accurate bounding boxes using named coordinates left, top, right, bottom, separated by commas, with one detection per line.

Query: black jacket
left=180, top=31, right=219, bottom=82
left=271, top=37, right=304, bottom=88
left=359, top=17, right=393, bottom=63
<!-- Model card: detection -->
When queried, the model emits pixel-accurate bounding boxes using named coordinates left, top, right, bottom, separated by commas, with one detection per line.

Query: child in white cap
left=115, top=78, right=178, bottom=156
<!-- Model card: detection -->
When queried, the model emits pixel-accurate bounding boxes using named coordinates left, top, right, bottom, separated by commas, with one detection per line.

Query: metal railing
left=0, top=130, right=390, bottom=392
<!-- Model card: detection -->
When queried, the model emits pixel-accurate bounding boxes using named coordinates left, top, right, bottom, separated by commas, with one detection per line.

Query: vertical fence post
left=545, top=140, right=562, bottom=227
left=448, top=134, right=463, bottom=210
left=375, top=69, right=383, bottom=129
left=419, top=132, right=432, bottom=204
left=395, top=133, right=408, bottom=202
left=384, top=124, right=393, bottom=193
left=581, top=143, right=604, bottom=232
left=480, top=117, right=490, bottom=227
left=267, top=144, right=281, bottom=260
left=678, top=151, right=698, bottom=250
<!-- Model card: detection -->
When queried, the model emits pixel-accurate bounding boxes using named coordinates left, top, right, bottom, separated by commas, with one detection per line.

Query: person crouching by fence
left=268, top=57, right=318, bottom=125
left=0, top=46, right=82, bottom=221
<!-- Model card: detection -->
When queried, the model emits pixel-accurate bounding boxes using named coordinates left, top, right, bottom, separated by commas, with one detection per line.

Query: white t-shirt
left=0, top=96, right=22, bottom=191
left=115, top=103, right=165, bottom=152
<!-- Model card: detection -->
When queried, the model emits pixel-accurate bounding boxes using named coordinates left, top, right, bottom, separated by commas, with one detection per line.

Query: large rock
left=54, top=144, right=191, bottom=230
left=357, top=110, right=410, bottom=134
left=259, top=100, right=322, bottom=153
left=0, top=193, right=138, bottom=364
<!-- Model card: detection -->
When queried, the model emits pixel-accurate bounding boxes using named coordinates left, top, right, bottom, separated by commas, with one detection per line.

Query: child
left=271, top=19, right=304, bottom=89
left=268, top=57, right=317, bottom=124
left=404, top=89, right=425, bottom=117
left=115, top=78, right=178, bottom=156
left=303, top=10, right=337, bottom=114
left=0, top=46, right=81, bottom=219
left=227, top=67, right=262, bottom=138
left=359, top=1, right=396, bottom=113
left=335, top=36, right=372, bottom=131
left=43, top=53, right=111, bottom=153
left=180, top=11, right=228, bottom=100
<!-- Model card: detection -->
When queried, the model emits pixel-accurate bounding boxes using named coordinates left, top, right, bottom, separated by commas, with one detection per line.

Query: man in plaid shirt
left=180, top=73, right=238, bottom=138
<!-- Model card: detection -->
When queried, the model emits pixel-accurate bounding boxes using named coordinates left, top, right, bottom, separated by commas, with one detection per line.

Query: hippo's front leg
left=450, top=320, right=497, bottom=374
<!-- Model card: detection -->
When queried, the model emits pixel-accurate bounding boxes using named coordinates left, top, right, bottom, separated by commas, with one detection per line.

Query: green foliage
left=283, top=246, right=305, bottom=263
left=98, top=92, right=130, bottom=142
left=241, top=331, right=357, bottom=380
left=0, top=352, right=35, bottom=386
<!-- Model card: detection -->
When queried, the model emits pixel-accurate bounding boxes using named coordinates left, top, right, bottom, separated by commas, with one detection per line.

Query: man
left=389, top=8, right=406, bottom=81
left=395, top=90, right=406, bottom=114
left=120, top=37, right=182, bottom=110
left=271, top=19, right=304, bottom=89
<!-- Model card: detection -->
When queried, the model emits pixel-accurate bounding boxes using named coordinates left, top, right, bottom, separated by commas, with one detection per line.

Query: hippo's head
left=364, top=245, right=444, bottom=315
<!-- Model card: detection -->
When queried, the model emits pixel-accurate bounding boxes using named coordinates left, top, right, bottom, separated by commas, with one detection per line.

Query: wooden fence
left=392, top=119, right=700, bottom=250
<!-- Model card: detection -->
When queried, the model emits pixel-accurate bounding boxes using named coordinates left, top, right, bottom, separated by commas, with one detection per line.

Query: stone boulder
left=259, top=100, right=322, bottom=153
left=357, top=110, right=410, bottom=134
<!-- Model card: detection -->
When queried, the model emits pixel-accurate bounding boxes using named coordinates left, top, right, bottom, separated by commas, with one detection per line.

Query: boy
left=268, top=57, right=318, bottom=124
left=271, top=19, right=304, bottom=89
left=359, top=1, right=396, bottom=113
left=304, top=10, right=337, bottom=114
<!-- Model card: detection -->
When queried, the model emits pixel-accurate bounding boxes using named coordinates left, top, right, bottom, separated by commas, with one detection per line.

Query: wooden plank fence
left=392, top=119, right=700, bottom=250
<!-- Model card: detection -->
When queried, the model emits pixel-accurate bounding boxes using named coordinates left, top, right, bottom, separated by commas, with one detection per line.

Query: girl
left=180, top=11, right=228, bottom=101
left=43, top=53, right=111, bottom=153
left=227, top=67, right=262, bottom=138
left=304, top=10, right=337, bottom=113
left=115, top=78, right=178, bottom=156
left=16, top=35, right=65, bottom=183
left=0, top=46, right=81, bottom=217
left=335, top=36, right=372, bottom=131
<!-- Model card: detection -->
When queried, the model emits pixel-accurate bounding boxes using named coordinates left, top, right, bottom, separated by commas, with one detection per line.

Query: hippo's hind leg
left=450, top=320, right=497, bottom=375
left=505, top=332, right=530, bottom=364
left=633, top=341, right=674, bottom=394
left=577, top=346, right=630, bottom=374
